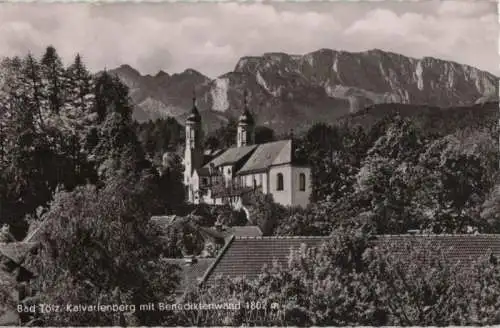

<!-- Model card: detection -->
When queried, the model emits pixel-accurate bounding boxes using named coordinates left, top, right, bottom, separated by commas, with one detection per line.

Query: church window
left=299, top=173, right=306, bottom=191
left=276, top=173, right=284, bottom=191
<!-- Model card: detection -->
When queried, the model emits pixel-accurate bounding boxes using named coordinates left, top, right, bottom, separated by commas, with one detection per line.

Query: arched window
left=276, top=173, right=284, bottom=191
left=299, top=173, right=306, bottom=191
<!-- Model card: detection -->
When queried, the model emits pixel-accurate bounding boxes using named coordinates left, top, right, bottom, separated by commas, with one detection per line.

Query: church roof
left=237, top=140, right=292, bottom=175
left=203, top=145, right=257, bottom=168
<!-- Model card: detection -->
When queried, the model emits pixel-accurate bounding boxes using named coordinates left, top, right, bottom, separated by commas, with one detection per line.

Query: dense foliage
left=274, top=110, right=500, bottom=236
left=0, top=47, right=186, bottom=325
left=135, top=117, right=184, bottom=165
left=181, top=226, right=500, bottom=326
left=25, top=173, right=179, bottom=326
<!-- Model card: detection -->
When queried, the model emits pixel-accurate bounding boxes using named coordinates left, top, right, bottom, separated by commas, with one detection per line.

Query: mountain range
left=108, top=48, right=498, bottom=134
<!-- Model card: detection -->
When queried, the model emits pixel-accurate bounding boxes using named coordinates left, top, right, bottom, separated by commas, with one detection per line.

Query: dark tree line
left=0, top=46, right=188, bottom=326
left=269, top=107, right=500, bottom=236
left=0, top=46, right=187, bottom=238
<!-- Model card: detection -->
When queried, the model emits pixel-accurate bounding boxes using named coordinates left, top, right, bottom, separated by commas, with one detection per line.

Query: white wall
left=291, top=166, right=311, bottom=208
left=268, top=164, right=293, bottom=206
left=190, top=172, right=200, bottom=203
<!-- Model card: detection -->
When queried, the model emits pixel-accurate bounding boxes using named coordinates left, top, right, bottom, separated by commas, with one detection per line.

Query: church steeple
left=237, top=90, right=255, bottom=147
left=184, top=88, right=204, bottom=197
left=186, top=89, right=201, bottom=124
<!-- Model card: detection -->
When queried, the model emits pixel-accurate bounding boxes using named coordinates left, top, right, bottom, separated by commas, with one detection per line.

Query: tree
left=242, top=190, right=288, bottom=235
left=364, top=240, right=500, bottom=325
left=93, top=71, right=132, bottom=123
left=255, top=126, right=275, bottom=144
left=27, top=172, right=180, bottom=326
left=415, top=130, right=497, bottom=233
left=65, top=53, right=94, bottom=115
left=40, top=46, right=66, bottom=115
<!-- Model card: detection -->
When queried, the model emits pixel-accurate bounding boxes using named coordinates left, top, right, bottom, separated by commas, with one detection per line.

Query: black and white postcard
left=0, top=1, right=499, bottom=326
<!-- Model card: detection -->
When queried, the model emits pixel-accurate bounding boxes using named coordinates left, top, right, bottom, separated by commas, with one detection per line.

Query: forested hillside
left=271, top=101, right=499, bottom=235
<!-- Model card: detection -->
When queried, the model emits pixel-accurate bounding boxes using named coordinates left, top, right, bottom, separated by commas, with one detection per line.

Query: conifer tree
left=40, top=46, right=66, bottom=115
left=65, top=53, right=95, bottom=119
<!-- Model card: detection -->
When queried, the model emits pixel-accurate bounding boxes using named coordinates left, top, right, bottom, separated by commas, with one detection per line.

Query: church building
left=183, top=93, right=311, bottom=208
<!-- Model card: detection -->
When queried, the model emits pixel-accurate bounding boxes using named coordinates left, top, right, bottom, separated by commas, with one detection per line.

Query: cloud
left=343, top=4, right=498, bottom=75
left=436, top=1, right=493, bottom=17
left=0, top=2, right=496, bottom=78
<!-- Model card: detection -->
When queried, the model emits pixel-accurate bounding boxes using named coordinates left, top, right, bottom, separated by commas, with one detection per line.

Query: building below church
left=183, top=93, right=311, bottom=208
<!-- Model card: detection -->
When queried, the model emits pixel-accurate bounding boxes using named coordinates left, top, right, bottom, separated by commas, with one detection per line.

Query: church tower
left=237, top=90, right=255, bottom=147
left=184, top=91, right=204, bottom=188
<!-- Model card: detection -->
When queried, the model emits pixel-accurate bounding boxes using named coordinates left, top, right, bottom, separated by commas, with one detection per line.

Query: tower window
left=299, top=173, right=306, bottom=191
left=276, top=173, right=284, bottom=191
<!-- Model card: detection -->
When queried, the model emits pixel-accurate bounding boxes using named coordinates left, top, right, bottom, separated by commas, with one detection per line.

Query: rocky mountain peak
left=111, top=48, right=498, bottom=135
left=115, top=64, right=141, bottom=77
left=155, top=70, right=170, bottom=78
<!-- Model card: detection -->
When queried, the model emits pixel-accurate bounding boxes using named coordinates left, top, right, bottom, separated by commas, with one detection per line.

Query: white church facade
left=183, top=93, right=311, bottom=208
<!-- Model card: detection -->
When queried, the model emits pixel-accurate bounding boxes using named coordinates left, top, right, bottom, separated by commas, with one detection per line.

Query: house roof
left=225, top=226, right=263, bottom=238
left=0, top=242, right=39, bottom=265
left=373, top=234, right=500, bottom=266
left=201, top=234, right=500, bottom=286
left=206, top=226, right=263, bottom=242
left=237, top=140, right=292, bottom=175
left=162, top=258, right=215, bottom=294
left=203, top=145, right=257, bottom=168
left=202, top=236, right=329, bottom=285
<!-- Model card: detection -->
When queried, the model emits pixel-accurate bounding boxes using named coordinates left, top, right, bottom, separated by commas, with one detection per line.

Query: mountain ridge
left=108, top=48, right=498, bottom=133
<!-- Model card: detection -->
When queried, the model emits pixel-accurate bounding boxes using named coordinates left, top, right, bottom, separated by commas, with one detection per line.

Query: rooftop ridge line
left=235, top=235, right=331, bottom=240
left=199, top=235, right=235, bottom=286
left=376, top=234, right=500, bottom=237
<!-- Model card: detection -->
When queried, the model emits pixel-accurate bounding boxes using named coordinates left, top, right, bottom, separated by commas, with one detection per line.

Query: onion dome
left=238, top=90, right=254, bottom=125
left=238, top=109, right=254, bottom=125
left=186, top=92, right=201, bottom=124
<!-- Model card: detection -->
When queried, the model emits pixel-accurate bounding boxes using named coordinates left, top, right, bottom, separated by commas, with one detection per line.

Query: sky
left=0, top=1, right=497, bottom=78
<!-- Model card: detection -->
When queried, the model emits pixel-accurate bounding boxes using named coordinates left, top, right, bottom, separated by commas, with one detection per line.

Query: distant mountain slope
left=337, top=101, right=499, bottom=137
left=109, top=48, right=498, bottom=134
